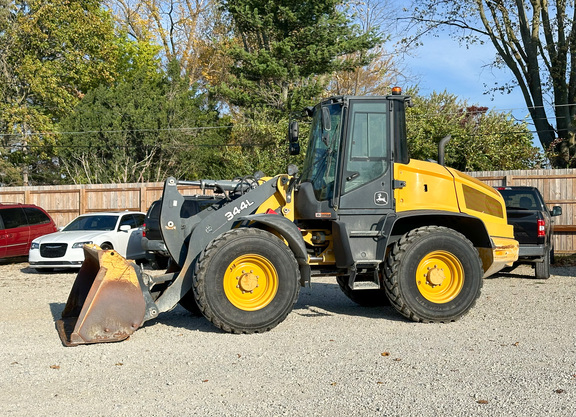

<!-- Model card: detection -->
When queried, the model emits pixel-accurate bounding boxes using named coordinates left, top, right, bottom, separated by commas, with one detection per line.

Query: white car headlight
left=30, top=242, right=39, bottom=250
left=72, top=241, right=93, bottom=249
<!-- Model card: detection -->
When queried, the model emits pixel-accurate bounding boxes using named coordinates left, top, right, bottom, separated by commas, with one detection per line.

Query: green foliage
left=197, top=109, right=308, bottom=179
left=0, top=0, right=120, bottom=184
left=218, top=0, right=380, bottom=115
left=213, top=0, right=380, bottom=178
left=406, top=90, right=544, bottom=171
left=58, top=60, right=230, bottom=183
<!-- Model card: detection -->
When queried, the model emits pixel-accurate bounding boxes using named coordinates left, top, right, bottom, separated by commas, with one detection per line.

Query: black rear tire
left=384, top=226, right=483, bottom=323
left=534, top=247, right=551, bottom=279
left=194, top=228, right=300, bottom=333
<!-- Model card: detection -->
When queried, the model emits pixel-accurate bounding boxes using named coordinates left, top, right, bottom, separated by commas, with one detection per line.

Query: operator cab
left=292, top=91, right=411, bottom=221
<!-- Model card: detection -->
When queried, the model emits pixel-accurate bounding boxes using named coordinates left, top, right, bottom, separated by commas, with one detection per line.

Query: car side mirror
left=119, top=225, right=131, bottom=232
left=551, top=206, right=562, bottom=217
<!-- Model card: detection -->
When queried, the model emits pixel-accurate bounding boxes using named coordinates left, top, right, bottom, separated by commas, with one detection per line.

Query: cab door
left=336, top=99, right=394, bottom=263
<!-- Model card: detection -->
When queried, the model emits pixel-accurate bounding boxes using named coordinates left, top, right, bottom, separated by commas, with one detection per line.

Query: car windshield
left=63, top=215, right=119, bottom=231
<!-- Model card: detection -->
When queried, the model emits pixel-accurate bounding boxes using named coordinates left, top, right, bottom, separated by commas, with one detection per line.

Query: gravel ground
left=0, top=259, right=575, bottom=417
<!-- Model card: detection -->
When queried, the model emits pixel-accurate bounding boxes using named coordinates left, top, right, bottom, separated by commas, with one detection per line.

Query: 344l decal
left=224, top=199, right=254, bottom=222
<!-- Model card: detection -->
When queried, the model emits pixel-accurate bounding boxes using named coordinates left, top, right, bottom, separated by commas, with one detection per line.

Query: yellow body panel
left=394, top=159, right=460, bottom=213
left=394, top=159, right=518, bottom=277
left=255, top=175, right=295, bottom=221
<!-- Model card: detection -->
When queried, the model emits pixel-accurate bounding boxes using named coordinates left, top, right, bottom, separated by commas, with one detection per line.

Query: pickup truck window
left=501, top=192, right=538, bottom=210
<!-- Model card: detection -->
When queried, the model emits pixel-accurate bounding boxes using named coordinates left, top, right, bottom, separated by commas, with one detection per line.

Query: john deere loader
left=57, top=89, right=518, bottom=346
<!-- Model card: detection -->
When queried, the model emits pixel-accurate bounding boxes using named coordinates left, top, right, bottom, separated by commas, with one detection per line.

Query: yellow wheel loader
left=57, top=89, right=518, bottom=346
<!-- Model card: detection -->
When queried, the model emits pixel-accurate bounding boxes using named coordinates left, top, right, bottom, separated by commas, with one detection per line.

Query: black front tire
left=194, top=228, right=300, bottom=333
left=384, top=226, right=483, bottom=323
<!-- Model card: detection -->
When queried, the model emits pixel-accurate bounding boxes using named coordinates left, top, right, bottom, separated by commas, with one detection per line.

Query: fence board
left=2, top=169, right=576, bottom=253
left=0, top=182, right=206, bottom=228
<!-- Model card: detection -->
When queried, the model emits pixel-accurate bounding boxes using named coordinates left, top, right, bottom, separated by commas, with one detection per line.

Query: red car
left=0, top=203, right=57, bottom=259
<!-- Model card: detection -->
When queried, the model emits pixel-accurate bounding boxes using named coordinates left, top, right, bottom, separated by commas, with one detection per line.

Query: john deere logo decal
left=374, top=191, right=388, bottom=205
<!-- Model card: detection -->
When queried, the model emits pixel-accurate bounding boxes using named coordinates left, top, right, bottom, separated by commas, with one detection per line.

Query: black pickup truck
left=496, top=186, right=562, bottom=279
left=142, top=195, right=225, bottom=268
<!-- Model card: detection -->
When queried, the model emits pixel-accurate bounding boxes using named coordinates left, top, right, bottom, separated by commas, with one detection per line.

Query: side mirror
left=288, top=121, right=299, bottom=142
left=119, top=225, right=131, bottom=232
left=322, top=107, right=331, bottom=131
left=551, top=206, right=562, bottom=217
left=289, top=142, right=300, bottom=155
left=288, top=120, right=300, bottom=155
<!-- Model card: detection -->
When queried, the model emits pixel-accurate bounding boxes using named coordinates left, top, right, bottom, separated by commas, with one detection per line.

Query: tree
left=325, top=0, right=403, bottom=96
left=406, top=90, right=543, bottom=171
left=219, top=0, right=381, bottom=115
left=105, top=0, right=229, bottom=88
left=407, top=0, right=576, bottom=167
left=0, top=0, right=120, bottom=184
left=210, top=0, right=382, bottom=177
left=58, top=60, right=230, bottom=183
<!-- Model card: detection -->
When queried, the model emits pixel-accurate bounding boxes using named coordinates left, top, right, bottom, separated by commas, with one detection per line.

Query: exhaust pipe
left=438, top=135, right=452, bottom=166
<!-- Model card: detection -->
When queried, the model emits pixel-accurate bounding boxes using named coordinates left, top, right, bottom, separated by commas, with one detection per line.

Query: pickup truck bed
left=496, top=186, right=562, bottom=279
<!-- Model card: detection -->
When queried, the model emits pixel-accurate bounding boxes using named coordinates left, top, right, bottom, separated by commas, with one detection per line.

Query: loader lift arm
left=56, top=174, right=304, bottom=345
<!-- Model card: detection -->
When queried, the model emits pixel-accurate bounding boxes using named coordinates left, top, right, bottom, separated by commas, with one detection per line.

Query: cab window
left=343, top=101, right=388, bottom=193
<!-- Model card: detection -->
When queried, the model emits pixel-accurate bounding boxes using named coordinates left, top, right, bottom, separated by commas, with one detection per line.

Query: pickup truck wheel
left=194, top=228, right=300, bottom=333
left=384, top=226, right=483, bottom=322
left=534, top=248, right=551, bottom=279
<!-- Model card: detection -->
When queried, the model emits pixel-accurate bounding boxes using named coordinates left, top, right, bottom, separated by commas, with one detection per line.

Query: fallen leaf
left=202, top=379, right=209, bottom=383
left=555, top=389, right=565, bottom=394
left=381, top=352, right=390, bottom=357
left=115, top=362, right=123, bottom=366
left=512, top=342, right=520, bottom=346
left=330, top=382, right=337, bottom=386
left=50, top=365, right=60, bottom=370
left=376, top=381, right=384, bottom=385
left=237, top=354, right=241, bottom=358
left=477, top=400, right=488, bottom=404
left=393, top=358, right=402, bottom=361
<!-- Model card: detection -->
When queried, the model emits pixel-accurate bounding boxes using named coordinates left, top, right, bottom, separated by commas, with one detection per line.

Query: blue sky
left=401, top=37, right=529, bottom=120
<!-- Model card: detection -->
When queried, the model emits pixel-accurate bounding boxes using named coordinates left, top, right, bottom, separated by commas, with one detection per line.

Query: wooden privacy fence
left=469, top=168, right=576, bottom=254
left=0, top=182, right=206, bottom=228
left=1, top=168, right=575, bottom=252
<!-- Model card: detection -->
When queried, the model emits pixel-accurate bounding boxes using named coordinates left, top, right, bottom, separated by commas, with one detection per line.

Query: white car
left=29, top=211, right=146, bottom=271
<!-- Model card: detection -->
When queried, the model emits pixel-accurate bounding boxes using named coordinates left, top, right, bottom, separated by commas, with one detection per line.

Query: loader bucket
left=56, top=244, right=147, bottom=346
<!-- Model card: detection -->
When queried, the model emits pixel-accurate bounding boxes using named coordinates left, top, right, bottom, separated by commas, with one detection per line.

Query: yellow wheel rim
left=223, top=254, right=279, bottom=311
left=416, top=250, right=464, bottom=304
